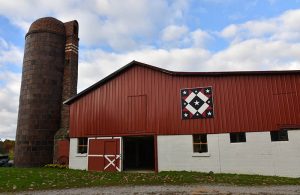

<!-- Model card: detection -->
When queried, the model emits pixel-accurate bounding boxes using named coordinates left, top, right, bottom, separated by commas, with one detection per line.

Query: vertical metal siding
left=127, top=95, right=147, bottom=132
left=69, top=66, right=300, bottom=137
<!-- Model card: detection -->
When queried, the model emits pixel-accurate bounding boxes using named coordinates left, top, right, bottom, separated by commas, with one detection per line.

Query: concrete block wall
left=157, top=130, right=300, bottom=178
left=69, top=138, right=88, bottom=170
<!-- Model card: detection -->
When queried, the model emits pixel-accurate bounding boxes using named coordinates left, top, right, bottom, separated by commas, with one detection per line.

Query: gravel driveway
left=7, top=184, right=300, bottom=195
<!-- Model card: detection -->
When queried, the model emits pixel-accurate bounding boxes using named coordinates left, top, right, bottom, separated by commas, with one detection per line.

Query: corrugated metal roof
left=64, top=60, right=300, bottom=105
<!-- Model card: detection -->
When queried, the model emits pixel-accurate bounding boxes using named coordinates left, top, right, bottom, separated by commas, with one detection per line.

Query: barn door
left=88, top=138, right=121, bottom=172
left=56, top=139, right=69, bottom=165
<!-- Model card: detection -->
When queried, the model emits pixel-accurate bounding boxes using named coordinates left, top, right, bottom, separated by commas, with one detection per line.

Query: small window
left=270, top=130, right=288, bottom=142
left=230, top=132, right=246, bottom=143
left=77, top=137, right=88, bottom=153
left=193, top=134, right=208, bottom=153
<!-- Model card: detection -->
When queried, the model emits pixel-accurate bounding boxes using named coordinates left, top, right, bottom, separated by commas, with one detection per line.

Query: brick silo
left=14, top=17, right=78, bottom=167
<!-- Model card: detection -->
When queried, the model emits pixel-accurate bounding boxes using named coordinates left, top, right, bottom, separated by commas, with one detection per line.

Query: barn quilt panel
left=181, top=87, right=214, bottom=119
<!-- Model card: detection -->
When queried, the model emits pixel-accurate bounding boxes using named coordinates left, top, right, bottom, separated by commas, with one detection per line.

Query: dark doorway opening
left=123, top=136, right=155, bottom=171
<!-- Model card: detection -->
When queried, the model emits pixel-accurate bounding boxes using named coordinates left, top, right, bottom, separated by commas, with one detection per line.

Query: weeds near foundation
left=44, top=164, right=68, bottom=169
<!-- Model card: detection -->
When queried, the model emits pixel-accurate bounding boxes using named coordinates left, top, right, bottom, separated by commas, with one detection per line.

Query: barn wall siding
left=157, top=130, right=300, bottom=178
left=69, top=65, right=300, bottom=137
left=69, top=138, right=87, bottom=170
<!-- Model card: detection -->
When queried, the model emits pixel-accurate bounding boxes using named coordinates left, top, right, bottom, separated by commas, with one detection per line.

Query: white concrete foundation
left=157, top=130, right=300, bottom=178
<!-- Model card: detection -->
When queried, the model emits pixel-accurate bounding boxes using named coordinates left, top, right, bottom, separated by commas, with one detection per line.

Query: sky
left=0, top=0, right=300, bottom=140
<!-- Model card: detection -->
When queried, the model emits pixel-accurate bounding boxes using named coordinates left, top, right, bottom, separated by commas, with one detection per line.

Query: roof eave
left=64, top=61, right=148, bottom=105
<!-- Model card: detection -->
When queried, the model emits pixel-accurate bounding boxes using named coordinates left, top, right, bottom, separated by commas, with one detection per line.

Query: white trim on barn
left=157, top=129, right=300, bottom=178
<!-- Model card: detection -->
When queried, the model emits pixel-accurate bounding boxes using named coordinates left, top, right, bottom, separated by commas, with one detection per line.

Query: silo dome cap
left=27, top=17, right=65, bottom=36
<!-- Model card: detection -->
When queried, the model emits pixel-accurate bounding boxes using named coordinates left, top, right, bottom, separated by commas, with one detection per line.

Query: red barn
left=65, top=61, right=300, bottom=177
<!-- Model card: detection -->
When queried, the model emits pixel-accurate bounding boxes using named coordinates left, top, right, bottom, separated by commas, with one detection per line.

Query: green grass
left=1, top=167, right=300, bottom=192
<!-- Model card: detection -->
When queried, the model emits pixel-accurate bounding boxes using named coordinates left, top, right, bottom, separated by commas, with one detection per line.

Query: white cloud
left=0, top=38, right=23, bottom=67
left=220, top=9, right=300, bottom=43
left=160, top=26, right=213, bottom=49
left=190, top=29, right=212, bottom=48
left=205, top=39, right=300, bottom=71
left=0, top=38, right=22, bottom=140
left=0, top=0, right=189, bottom=51
left=215, top=9, right=300, bottom=71
left=0, top=71, right=21, bottom=140
left=168, top=0, right=189, bottom=21
left=161, top=25, right=189, bottom=42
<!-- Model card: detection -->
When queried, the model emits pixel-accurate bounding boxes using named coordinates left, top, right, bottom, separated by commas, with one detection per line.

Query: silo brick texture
left=15, top=17, right=78, bottom=167
left=53, top=21, right=79, bottom=164
left=60, top=21, right=78, bottom=129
